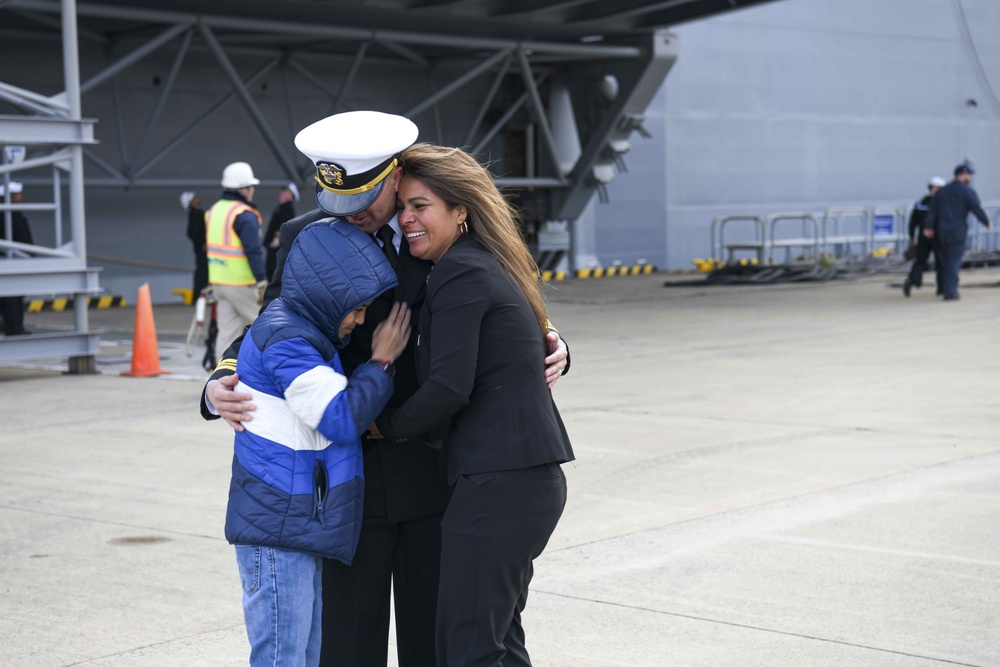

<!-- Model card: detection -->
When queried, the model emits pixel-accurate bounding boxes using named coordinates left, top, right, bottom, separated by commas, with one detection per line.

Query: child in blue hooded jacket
left=224, top=219, right=410, bottom=666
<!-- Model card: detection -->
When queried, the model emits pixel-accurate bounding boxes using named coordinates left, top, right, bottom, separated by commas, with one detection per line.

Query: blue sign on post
left=873, top=214, right=894, bottom=236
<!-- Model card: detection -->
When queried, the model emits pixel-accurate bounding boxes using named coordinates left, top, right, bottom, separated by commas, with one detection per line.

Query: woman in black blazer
left=376, top=143, right=574, bottom=667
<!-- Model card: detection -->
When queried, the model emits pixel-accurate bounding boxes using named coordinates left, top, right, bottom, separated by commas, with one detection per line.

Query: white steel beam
left=73, top=22, right=190, bottom=96
left=7, top=0, right=642, bottom=59
left=130, top=28, right=194, bottom=171
left=463, top=52, right=512, bottom=147
left=132, top=58, right=281, bottom=180
left=199, top=24, right=298, bottom=181
left=405, top=49, right=511, bottom=117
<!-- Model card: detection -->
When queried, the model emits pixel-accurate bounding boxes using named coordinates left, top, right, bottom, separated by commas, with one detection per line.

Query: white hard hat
left=221, top=162, right=260, bottom=189
left=929, top=176, right=946, bottom=187
left=295, top=111, right=418, bottom=217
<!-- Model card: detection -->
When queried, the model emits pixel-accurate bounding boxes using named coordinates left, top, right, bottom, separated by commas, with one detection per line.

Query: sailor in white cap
left=263, top=182, right=302, bottom=279
left=200, top=110, right=570, bottom=667
left=903, top=175, right=947, bottom=297
left=1, top=181, right=33, bottom=335
left=0, top=181, right=23, bottom=198
left=204, top=162, right=266, bottom=357
left=295, top=110, right=418, bottom=224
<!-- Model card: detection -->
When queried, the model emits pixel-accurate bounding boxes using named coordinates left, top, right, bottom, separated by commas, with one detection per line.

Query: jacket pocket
left=313, top=461, right=328, bottom=525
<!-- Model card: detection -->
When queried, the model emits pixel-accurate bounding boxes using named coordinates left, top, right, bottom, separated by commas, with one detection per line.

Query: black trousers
left=937, top=235, right=967, bottom=299
left=193, top=254, right=208, bottom=298
left=1, top=296, right=26, bottom=335
left=320, top=511, right=442, bottom=667
left=907, top=234, right=942, bottom=291
left=437, top=463, right=567, bottom=667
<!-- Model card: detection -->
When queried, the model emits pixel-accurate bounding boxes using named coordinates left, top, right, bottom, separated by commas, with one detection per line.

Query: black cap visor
left=315, top=178, right=387, bottom=217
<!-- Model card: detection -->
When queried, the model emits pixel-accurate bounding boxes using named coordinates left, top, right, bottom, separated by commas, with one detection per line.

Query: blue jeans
left=235, top=545, right=323, bottom=667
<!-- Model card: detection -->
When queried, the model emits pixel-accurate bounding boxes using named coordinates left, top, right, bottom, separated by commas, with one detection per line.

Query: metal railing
left=709, top=204, right=945, bottom=267
left=968, top=201, right=1000, bottom=252
left=711, top=215, right=767, bottom=265
left=768, top=213, right=821, bottom=264
left=821, top=207, right=871, bottom=256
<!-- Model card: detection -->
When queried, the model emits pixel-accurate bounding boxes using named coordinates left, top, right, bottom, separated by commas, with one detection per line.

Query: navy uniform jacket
left=925, top=180, right=989, bottom=244
left=908, top=195, right=932, bottom=240
left=377, top=235, right=574, bottom=485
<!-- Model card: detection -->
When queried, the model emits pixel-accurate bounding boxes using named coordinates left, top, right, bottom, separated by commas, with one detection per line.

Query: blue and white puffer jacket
left=225, top=219, right=397, bottom=564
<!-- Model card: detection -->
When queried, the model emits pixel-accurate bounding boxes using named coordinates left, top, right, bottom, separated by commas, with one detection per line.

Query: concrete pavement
left=2, top=269, right=999, bottom=666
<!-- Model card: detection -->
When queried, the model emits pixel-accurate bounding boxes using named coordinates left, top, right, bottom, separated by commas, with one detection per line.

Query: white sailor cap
left=0, top=181, right=23, bottom=197
left=286, top=182, right=300, bottom=202
left=180, top=191, right=196, bottom=210
left=929, top=176, right=946, bottom=187
left=294, top=111, right=418, bottom=217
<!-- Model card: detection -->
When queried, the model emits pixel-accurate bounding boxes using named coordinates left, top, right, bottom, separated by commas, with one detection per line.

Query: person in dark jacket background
left=923, top=163, right=991, bottom=301
left=1, top=181, right=33, bottom=336
left=182, top=191, right=208, bottom=299
left=263, top=182, right=299, bottom=280
left=228, top=219, right=410, bottom=667
left=902, top=176, right=945, bottom=297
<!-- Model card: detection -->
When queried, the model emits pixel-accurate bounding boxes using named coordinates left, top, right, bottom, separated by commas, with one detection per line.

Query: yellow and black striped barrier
left=27, top=295, right=127, bottom=313
left=539, top=270, right=568, bottom=282
left=575, top=263, right=657, bottom=279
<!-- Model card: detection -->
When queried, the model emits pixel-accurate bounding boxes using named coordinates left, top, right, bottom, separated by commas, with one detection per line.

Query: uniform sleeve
left=967, top=188, right=990, bottom=226
left=264, top=207, right=283, bottom=244
left=264, top=219, right=294, bottom=298
left=235, top=210, right=267, bottom=282
left=377, top=259, right=489, bottom=440
left=200, top=326, right=251, bottom=420
left=265, top=208, right=329, bottom=294
left=265, top=339, right=394, bottom=444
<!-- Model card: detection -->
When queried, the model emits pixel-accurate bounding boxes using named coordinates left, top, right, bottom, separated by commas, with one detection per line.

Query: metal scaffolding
left=1, top=1, right=682, bottom=268
left=0, top=0, right=773, bottom=360
left=1, top=0, right=101, bottom=370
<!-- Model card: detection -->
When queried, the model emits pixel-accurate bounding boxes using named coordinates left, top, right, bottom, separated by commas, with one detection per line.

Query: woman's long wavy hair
left=400, top=143, right=548, bottom=331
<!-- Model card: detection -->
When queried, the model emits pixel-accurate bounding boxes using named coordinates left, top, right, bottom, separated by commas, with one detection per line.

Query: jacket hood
left=280, top=219, right=397, bottom=347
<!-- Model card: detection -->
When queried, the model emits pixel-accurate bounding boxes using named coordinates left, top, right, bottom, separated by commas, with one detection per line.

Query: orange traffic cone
left=122, top=283, right=170, bottom=377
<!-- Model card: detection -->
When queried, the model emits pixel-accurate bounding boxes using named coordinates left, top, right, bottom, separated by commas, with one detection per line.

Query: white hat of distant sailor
left=286, top=182, right=300, bottom=202
left=929, top=176, right=946, bottom=188
left=294, top=111, right=418, bottom=217
left=0, top=181, right=23, bottom=197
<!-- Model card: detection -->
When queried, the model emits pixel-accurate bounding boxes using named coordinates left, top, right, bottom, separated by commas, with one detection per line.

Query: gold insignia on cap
left=316, top=162, right=346, bottom=189
left=314, top=157, right=400, bottom=195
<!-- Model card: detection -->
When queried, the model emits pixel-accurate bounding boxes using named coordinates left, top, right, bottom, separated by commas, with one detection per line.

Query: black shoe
left=902, top=278, right=912, bottom=297
left=943, top=294, right=960, bottom=301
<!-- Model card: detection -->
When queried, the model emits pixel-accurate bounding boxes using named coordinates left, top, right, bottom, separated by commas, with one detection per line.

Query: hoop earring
left=459, top=219, right=469, bottom=235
